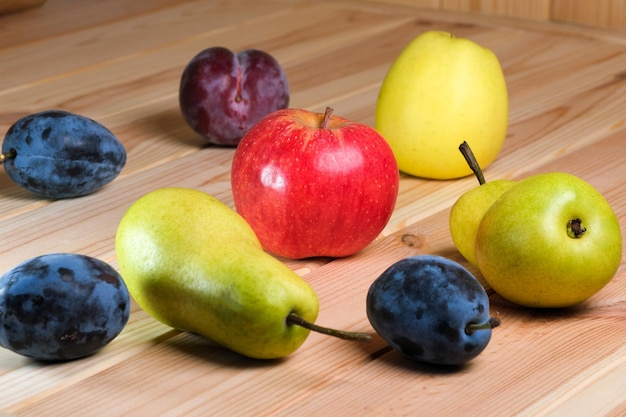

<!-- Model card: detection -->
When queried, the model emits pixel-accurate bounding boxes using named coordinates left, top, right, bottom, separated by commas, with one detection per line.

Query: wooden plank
left=442, top=0, right=551, bottom=20
left=1, top=0, right=626, bottom=415
left=0, top=0, right=199, bottom=47
left=4, top=133, right=624, bottom=416
left=551, top=0, right=626, bottom=30
left=0, top=0, right=292, bottom=91
left=0, top=0, right=45, bottom=16
left=2, top=12, right=625, bottom=264
left=357, top=0, right=440, bottom=7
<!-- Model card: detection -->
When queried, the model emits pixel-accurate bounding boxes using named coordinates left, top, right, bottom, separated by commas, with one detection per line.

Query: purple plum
left=179, top=47, right=289, bottom=146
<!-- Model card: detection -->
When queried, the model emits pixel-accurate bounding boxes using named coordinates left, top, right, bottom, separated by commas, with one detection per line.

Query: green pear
left=449, top=142, right=516, bottom=266
left=115, top=187, right=321, bottom=359
left=375, top=30, right=508, bottom=179
left=450, top=179, right=515, bottom=266
left=475, top=173, right=622, bottom=308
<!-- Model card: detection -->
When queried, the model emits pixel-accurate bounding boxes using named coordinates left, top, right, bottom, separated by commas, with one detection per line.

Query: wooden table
left=1, top=1, right=625, bottom=415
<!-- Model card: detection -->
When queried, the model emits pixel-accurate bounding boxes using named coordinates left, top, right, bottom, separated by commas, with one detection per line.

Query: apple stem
left=459, top=141, right=486, bottom=185
left=0, top=148, right=16, bottom=164
left=465, top=317, right=501, bottom=335
left=321, top=107, right=334, bottom=129
left=286, top=312, right=372, bottom=342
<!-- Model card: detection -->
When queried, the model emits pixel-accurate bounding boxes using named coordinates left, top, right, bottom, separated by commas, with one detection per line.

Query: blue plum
left=366, top=255, right=499, bottom=366
left=0, top=253, right=130, bottom=361
left=1, top=110, right=126, bottom=198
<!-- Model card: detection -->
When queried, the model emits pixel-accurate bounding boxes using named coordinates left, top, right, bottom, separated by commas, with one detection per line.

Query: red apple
left=179, top=47, right=289, bottom=146
left=231, top=107, right=399, bottom=259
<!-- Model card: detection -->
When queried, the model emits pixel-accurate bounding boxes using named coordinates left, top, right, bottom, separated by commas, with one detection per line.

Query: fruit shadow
left=138, top=106, right=250, bottom=150
left=137, top=107, right=206, bottom=149
left=359, top=332, right=473, bottom=375
left=155, top=329, right=287, bottom=369
left=0, top=171, right=42, bottom=200
left=491, top=294, right=590, bottom=321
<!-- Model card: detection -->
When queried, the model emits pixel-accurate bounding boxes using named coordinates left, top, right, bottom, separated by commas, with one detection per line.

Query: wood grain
left=0, top=1, right=625, bottom=416
left=442, top=0, right=551, bottom=20
left=0, top=0, right=44, bottom=16
left=551, top=0, right=626, bottom=30
left=362, top=0, right=626, bottom=30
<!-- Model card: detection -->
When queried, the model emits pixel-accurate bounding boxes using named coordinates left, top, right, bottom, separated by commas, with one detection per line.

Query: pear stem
left=459, top=141, right=486, bottom=185
left=0, top=148, right=16, bottom=164
left=286, top=312, right=372, bottom=342
left=320, top=107, right=334, bottom=129
left=465, top=317, right=501, bottom=335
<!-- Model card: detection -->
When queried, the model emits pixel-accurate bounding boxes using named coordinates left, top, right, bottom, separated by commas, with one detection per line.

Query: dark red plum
left=1, top=110, right=126, bottom=199
left=0, top=253, right=130, bottom=361
left=179, top=47, right=289, bottom=146
left=366, top=255, right=500, bottom=366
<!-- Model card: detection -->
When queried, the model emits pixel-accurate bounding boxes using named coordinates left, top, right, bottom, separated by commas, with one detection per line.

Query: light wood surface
left=1, top=1, right=625, bottom=416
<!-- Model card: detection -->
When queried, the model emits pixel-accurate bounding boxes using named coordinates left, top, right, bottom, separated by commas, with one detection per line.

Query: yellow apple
left=375, top=30, right=508, bottom=179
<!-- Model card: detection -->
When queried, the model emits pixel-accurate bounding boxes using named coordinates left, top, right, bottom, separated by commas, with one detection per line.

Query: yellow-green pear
left=376, top=30, right=508, bottom=179
left=115, top=187, right=320, bottom=359
left=475, top=173, right=622, bottom=308
left=450, top=179, right=515, bottom=266
left=449, top=142, right=516, bottom=266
